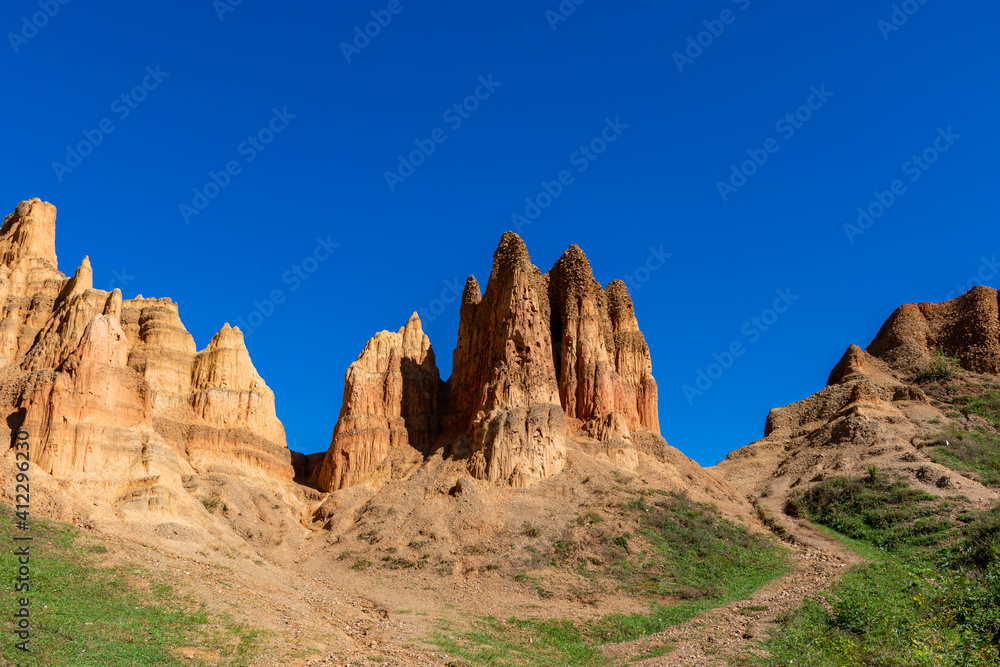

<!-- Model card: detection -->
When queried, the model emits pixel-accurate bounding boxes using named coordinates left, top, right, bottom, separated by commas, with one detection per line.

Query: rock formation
left=0, top=199, right=64, bottom=370
left=448, top=232, right=568, bottom=487
left=867, top=285, right=1000, bottom=375
left=312, top=313, right=441, bottom=492
left=714, top=287, right=1000, bottom=537
left=0, top=198, right=294, bottom=520
left=317, top=232, right=667, bottom=491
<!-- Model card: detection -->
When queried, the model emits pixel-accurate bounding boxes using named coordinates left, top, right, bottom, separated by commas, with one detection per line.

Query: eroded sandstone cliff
left=0, top=198, right=295, bottom=531
left=317, top=231, right=670, bottom=491
left=312, top=313, right=441, bottom=491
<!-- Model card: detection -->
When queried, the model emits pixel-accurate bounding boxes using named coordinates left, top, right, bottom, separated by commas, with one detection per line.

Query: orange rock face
left=867, top=286, right=1000, bottom=375
left=449, top=232, right=567, bottom=486
left=317, top=232, right=665, bottom=490
left=0, top=199, right=64, bottom=369
left=312, top=313, right=441, bottom=492
left=0, top=199, right=293, bottom=508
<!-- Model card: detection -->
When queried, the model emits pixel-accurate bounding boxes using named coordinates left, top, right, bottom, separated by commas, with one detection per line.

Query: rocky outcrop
left=605, top=280, right=659, bottom=434
left=0, top=198, right=294, bottom=507
left=449, top=232, right=567, bottom=487
left=715, top=286, right=1000, bottom=538
left=119, top=297, right=198, bottom=414
left=867, top=286, right=1000, bottom=375
left=186, top=324, right=291, bottom=480
left=312, top=313, right=441, bottom=492
left=319, top=232, right=667, bottom=490
left=0, top=199, right=64, bottom=369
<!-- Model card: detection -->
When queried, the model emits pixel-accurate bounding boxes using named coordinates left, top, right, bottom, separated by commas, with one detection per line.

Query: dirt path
left=604, top=522, right=863, bottom=666
left=600, top=520, right=863, bottom=666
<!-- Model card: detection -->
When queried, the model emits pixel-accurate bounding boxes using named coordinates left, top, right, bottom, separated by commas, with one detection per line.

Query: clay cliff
left=312, top=313, right=441, bottom=491
left=714, top=286, right=1000, bottom=536
left=314, top=232, right=672, bottom=492
left=0, top=198, right=295, bottom=538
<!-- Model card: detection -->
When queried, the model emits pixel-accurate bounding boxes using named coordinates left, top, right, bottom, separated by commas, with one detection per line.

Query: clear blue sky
left=3, top=1, right=997, bottom=465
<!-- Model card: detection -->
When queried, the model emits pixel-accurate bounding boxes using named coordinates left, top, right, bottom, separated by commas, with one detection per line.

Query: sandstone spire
left=1, top=199, right=295, bottom=518
left=0, top=199, right=65, bottom=368
left=548, top=244, right=617, bottom=424
left=317, top=233, right=666, bottom=490
left=605, top=280, right=659, bottom=434
left=56, top=255, right=94, bottom=304
left=312, top=313, right=441, bottom=492
left=448, top=232, right=567, bottom=487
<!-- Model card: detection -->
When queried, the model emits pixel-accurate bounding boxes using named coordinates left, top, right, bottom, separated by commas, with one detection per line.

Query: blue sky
left=3, top=0, right=997, bottom=466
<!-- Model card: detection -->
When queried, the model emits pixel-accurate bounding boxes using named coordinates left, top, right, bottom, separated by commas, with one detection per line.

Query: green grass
left=920, top=376, right=1000, bottom=487
left=752, top=474, right=1000, bottom=667
left=786, top=466, right=952, bottom=551
left=1, top=509, right=262, bottom=666
left=433, top=492, right=789, bottom=665
left=432, top=618, right=601, bottom=666
left=915, top=348, right=958, bottom=384
left=929, top=426, right=1000, bottom=487
left=631, top=642, right=676, bottom=662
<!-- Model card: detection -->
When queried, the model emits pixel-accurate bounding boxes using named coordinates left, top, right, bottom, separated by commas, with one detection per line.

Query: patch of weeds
left=632, top=642, right=676, bottom=662
left=737, top=605, right=769, bottom=615
left=353, top=557, right=372, bottom=571
left=928, top=425, right=1000, bottom=488
left=201, top=496, right=222, bottom=513
left=785, top=470, right=951, bottom=551
left=521, top=521, right=541, bottom=538
left=756, top=475, right=1000, bottom=667
left=916, top=348, right=958, bottom=384
left=0, top=509, right=263, bottom=667
left=359, top=528, right=381, bottom=544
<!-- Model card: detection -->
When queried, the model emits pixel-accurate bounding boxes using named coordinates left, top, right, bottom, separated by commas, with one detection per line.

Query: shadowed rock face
left=0, top=199, right=293, bottom=509
left=319, top=232, right=664, bottom=490
left=312, top=313, right=441, bottom=492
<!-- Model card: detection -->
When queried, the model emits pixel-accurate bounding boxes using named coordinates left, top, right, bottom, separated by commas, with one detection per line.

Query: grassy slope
left=1, top=509, right=262, bottom=667
left=920, top=363, right=1000, bottom=487
left=752, top=470, right=1000, bottom=667
left=432, top=491, right=789, bottom=666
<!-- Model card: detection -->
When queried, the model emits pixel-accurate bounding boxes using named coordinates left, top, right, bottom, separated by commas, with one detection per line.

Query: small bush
left=521, top=521, right=541, bottom=538
left=201, top=496, right=222, bottom=513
